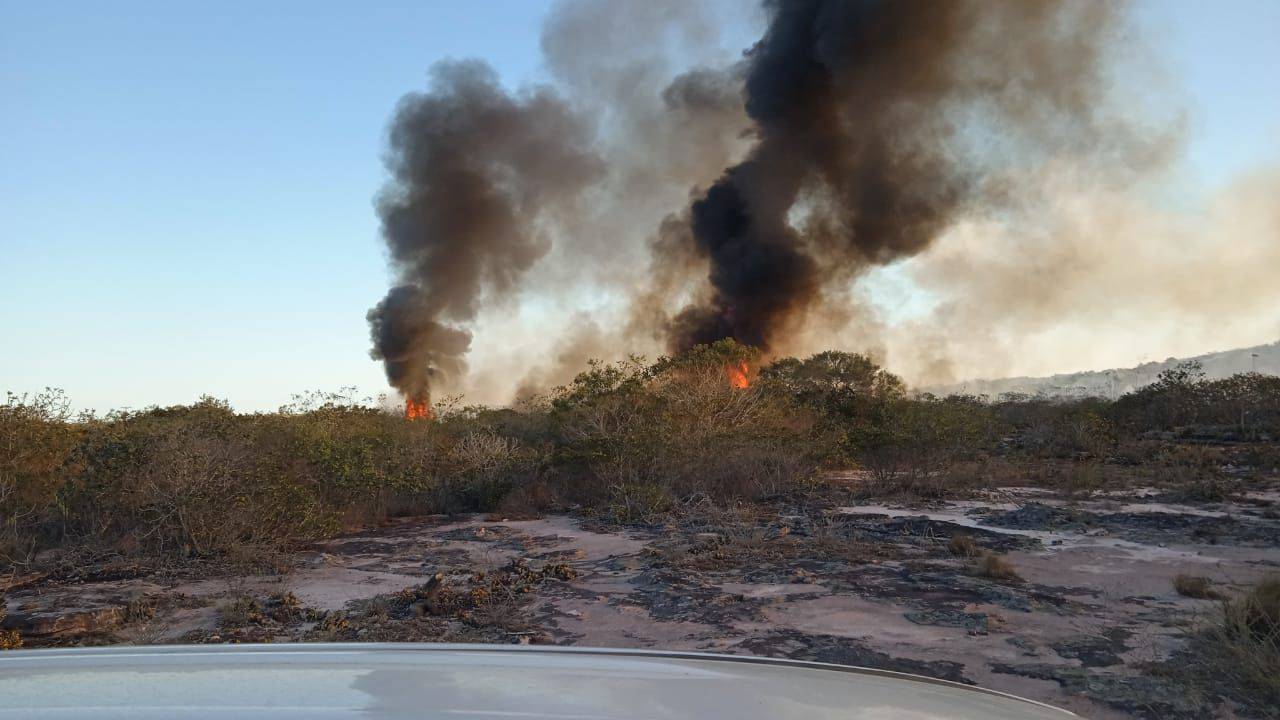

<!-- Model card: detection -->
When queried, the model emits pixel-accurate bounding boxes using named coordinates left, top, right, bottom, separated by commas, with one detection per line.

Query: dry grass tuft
left=971, top=552, right=1022, bottom=582
left=0, top=597, right=20, bottom=650
left=948, top=534, right=983, bottom=558
left=218, top=596, right=265, bottom=628
left=1233, top=577, right=1280, bottom=643
left=1183, top=576, right=1280, bottom=715
left=1173, top=574, right=1221, bottom=600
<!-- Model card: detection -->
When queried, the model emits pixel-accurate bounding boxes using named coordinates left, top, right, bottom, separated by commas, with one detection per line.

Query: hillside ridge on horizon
left=922, top=339, right=1280, bottom=400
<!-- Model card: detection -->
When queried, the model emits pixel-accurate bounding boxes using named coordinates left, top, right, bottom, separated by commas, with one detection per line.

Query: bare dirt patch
left=5, top=482, right=1278, bottom=718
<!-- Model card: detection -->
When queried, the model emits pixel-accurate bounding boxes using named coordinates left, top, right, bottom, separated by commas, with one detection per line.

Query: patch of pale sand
left=284, top=567, right=430, bottom=610
left=837, top=504, right=1252, bottom=565
left=716, top=582, right=828, bottom=599
left=1097, top=487, right=1161, bottom=499
left=738, top=592, right=1133, bottom=718
left=1109, top=502, right=1229, bottom=517
left=962, top=495, right=1238, bottom=519
left=6, top=579, right=167, bottom=620
left=173, top=567, right=425, bottom=612
left=118, top=605, right=220, bottom=644
left=320, top=515, right=648, bottom=567
left=1005, top=542, right=1279, bottom=600
left=545, top=596, right=718, bottom=650
left=572, top=576, right=642, bottom=595
left=487, top=516, right=650, bottom=560
left=731, top=594, right=1115, bottom=715
left=989, top=486, right=1058, bottom=497
left=752, top=594, right=968, bottom=646
left=430, top=539, right=524, bottom=570
left=839, top=504, right=1057, bottom=540
left=1244, top=488, right=1280, bottom=503
left=963, top=665, right=1134, bottom=720
left=171, top=515, right=650, bottom=616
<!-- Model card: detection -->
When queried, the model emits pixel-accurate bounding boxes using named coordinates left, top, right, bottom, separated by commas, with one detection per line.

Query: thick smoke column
left=368, top=61, right=601, bottom=404
left=668, top=0, right=1119, bottom=353
left=368, top=0, right=1237, bottom=403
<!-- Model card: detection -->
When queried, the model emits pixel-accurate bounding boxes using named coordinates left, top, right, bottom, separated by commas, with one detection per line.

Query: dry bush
left=855, top=461, right=991, bottom=502
left=849, top=396, right=998, bottom=495
left=0, top=386, right=534, bottom=567
left=0, top=390, right=81, bottom=564
left=13, top=347, right=1270, bottom=572
left=971, top=552, right=1022, bottom=582
left=0, top=629, right=20, bottom=650
left=1235, top=577, right=1280, bottom=642
left=1186, top=576, right=1280, bottom=715
left=808, top=519, right=874, bottom=564
left=2, top=392, right=456, bottom=569
left=948, top=534, right=983, bottom=558
left=667, top=509, right=870, bottom=572
left=553, top=357, right=821, bottom=520
left=1241, top=443, right=1280, bottom=473
left=439, top=430, right=542, bottom=512
left=219, top=596, right=265, bottom=628
left=0, top=597, right=22, bottom=650
left=487, top=479, right=555, bottom=521
left=998, top=399, right=1116, bottom=460
left=1161, top=472, right=1240, bottom=503
left=1161, top=443, right=1229, bottom=470
left=1052, top=461, right=1108, bottom=499
left=1112, top=439, right=1166, bottom=465
left=1173, top=574, right=1221, bottom=600
left=605, top=482, right=675, bottom=525
left=1113, top=363, right=1280, bottom=436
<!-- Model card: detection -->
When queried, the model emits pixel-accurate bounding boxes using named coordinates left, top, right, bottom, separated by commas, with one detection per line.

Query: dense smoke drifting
left=879, top=164, right=1280, bottom=386
left=369, top=0, right=1277, bottom=404
left=666, top=0, right=1130, bottom=353
left=367, top=61, right=601, bottom=403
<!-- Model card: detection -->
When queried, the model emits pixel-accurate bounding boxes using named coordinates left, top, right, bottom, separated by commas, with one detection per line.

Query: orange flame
left=405, top=397, right=433, bottom=420
left=725, top=361, right=750, bottom=389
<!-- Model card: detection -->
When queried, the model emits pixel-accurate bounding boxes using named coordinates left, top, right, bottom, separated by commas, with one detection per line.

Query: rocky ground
left=5, top=477, right=1279, bottom=718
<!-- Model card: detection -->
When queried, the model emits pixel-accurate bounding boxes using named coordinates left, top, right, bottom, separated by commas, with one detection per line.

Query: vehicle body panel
left=0, top=643, right=1077, bottom=719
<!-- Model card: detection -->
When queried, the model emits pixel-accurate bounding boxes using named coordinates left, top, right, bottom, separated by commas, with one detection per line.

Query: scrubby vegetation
left=971, top=552, right=1022, bottom=582
left=0, top=597, right=21, bottom=649
left=3, top=346, right=1278, bottom=574
left=1173, top=574, right=1220, bottom=600
left=948, top=534, right=983, bottom=559
left=1175, top=576, right=1280, bottom=716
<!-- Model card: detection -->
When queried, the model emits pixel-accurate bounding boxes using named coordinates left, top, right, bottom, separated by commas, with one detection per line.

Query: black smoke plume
left=367, top=61, right=600, bottom=403
left=667, top=0, right=1120, bottom=353
left=370, top=1, right=1154, bottom=401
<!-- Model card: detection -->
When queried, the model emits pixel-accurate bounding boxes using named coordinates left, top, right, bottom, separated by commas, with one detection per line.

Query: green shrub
left=847, top=395, right=997, bottom=486
left=1112, top=362, right=1280, bottom=435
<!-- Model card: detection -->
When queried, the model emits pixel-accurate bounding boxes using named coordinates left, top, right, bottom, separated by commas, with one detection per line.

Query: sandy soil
left=5, top=484, right=1278, bottom=718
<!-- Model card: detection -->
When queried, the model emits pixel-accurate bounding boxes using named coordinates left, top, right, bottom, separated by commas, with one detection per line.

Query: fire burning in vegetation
left=405, top=397, right=433, bottom=421
left=726, top=361, right=750, bottom=390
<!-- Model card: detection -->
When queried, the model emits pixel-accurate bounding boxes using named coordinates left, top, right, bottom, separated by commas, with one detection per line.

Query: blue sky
left=2, top=1, right=1278, bottom=412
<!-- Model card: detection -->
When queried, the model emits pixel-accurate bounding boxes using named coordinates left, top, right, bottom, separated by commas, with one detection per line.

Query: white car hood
left=0, top=643, right=1075, bottom=719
